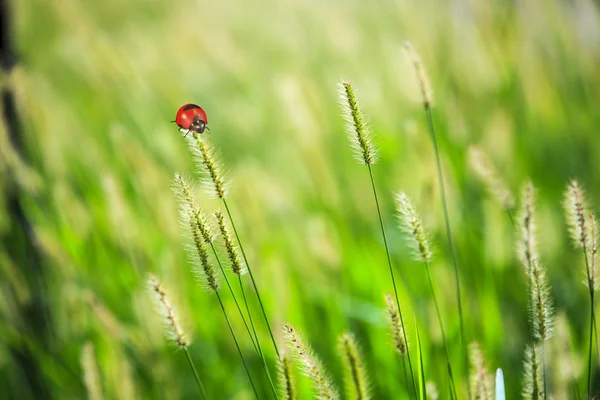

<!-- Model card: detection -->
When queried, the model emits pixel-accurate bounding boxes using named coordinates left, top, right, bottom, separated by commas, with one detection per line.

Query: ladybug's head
left=190, top=115, right=207, bottom=134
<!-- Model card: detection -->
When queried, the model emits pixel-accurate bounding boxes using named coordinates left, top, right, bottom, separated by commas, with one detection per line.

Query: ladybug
left=173, top=104, right=209, bottom=136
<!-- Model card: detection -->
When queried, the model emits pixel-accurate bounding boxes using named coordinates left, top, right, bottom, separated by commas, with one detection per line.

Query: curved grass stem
left=215, top=291, right=260, bottom=399
left=183, top=347, right=208, bottom=399
left=367, top=164, right=417, bottom=397
left=222, top=198, right=280, bottom=358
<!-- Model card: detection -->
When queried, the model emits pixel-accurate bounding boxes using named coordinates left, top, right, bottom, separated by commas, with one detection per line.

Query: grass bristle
left=396, top=192, right=432, bottom=263
left=148, top=275, right=189, bottom=348
left=338, top=80, right=377, bottom=165
left=385, top=294, right=407, bottom=356
left=283, top=323, right=339, bottom=400
left=338, top=332, right=370, bottom=400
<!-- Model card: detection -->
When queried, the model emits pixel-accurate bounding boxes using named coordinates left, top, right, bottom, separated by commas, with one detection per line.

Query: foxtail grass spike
left=173, top=174, right=213, bottom=243
left=188, top=135, right=227, bottom=199
left=385, top=294, right=407, bottom=356
left=338, top=332, right=370, bottom=400
left=589, top=213, right=598, bottom=291
left=469, top=342, right=491, bottom=400
left=283, top=324, right=339, bottom=400
left=517, top=182, right=538, bottom=272
left=278, top=354, right=296, bottom=400
left=214, top=210, right=244, bottom=275
left=468, top=146, right=515, bottom=213
left=396, top=192, right=432, bottom=263
left=529, top=259, right=554, bottom=342
left=339, top=80, right=377, bottom=165
left=81, top=342, right=103, bottom=400
left=523, top=345, right=543, bottom=400
left=148, top=275, right=189, bottom=348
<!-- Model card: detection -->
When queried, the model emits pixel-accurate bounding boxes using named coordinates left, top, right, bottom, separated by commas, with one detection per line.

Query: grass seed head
left=469, top=342, right=492, bottom=400
left=384, top=294, right=407, bottom=356
left=338, top=332, right=370, bottom=400
left=214, top=210, right=244, bottom=275
left=522, top=344, right=543, bottom=400
left=173, top=173, right=213, bottom=244
left=338, top=80, right=377, bottom=165
left=188, top=135, right=227, bottom=199
left=148, top=275, right=189, bottom=348
left=564, top=180, right=589, bottom=249
left=517, top=181, right=538, bottom=272
left=283, top=323, right=339, bottom=400
left=588, top=212, right=598, bottom=291
left=396, top=192, right=432, bottom=263
left=278, top=353, right=297, bottom=400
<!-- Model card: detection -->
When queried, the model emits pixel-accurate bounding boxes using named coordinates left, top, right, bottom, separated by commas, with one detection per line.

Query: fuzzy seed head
left=517, top=182, right=538, bottom=272
left=396, top=193, right=432, bottom=263
left=338, top=81, right=377, bottom=165
left=81, top=342, right=103, bottom=400
left=384, top=294, right=407, bottom=356
left=338, top=332, right=370, bottom=400
left=173, top=174, right=213, bottom=244
left=283, top=324, right=339, bottom=400
left=522, top=345, right=544, bottom=400
left=148, top=275, right=189, bottom=348
left=529, top=259, right=554, bottom=341
left=278, top=354, right=297, bottom=400
left=214, top=210, right=244, bottom=275
left=468, top=146, right=515, bottom=211
left=403, top=41, right=433, bottom=108
left=564, top=180, right=589, bottom=249
left=469, top=342, right=492, bottom=400
left=188, top=135, right=227, bottom=199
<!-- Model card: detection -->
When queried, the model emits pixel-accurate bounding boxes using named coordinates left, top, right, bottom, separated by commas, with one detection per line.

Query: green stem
left=367, top=164, right=417, bottom=398
left=222, top=198, right=280, bottom=358
left=209, top=242, right=259, bottom=353
left=583, top=248, right=595, bottom=396
left=424, top=262, right=458, bottom=400
left=239, top=275, right=280, bottom=400
left=183, top=347, right=208, bottom=399
left=209, top=243, right=279, bottom=399
left=215, top=291, right=260, bottom=399
left=424, top=105, right=469, bottom=398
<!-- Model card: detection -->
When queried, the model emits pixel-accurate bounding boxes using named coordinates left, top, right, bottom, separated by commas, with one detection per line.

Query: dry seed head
left=517, top=182, right=538, bottom=272
left=278, top=353, right=297, bottom=400
left=469, top=342, right=492, bottom=400
left=173, top=174, right=213, bottom=244
left=522, top=345, right=544, bottom=400
left=338, top=81, right=377, bottom=165
left=384, top=294, right=407, bottom=356
left=403, top=41, right=433, bottom=108
left=564, top=180, right=589, bottom=249
left=148, top=275, right=189, bottom=348
left=338, top=332, right=370, bottom=400
left=283, top=324, right=339, bottom=400
left=468, top=146, right=515, bottom=211
left=188, top=135, right=227, bottom=199
left=81, top=342, right=103, bottom=400
left=214, top=210, right=244, bottom=276
left=396, top=193, right=432, bottom=263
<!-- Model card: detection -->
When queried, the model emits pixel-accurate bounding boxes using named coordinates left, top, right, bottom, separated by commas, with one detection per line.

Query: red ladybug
left=173, top=104, right=208, bottom=136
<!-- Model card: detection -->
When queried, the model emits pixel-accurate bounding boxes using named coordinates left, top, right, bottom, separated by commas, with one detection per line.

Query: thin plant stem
left=424, top=105, right=469, bottom=395
left=209, top=243, right=279, bottom=399
left=238, top=275, right=280, bottom=400
left=583, top=247, right=595, bottom=396
left=222, top=198, right=280, bottom=358
left=367, top=164, right=417, bottom=397
left=215, top=291, right=260, bottom=400
left=183, top=347, right=208, bottom=400
left=542, top=342, right=547, bottom=400
left=424, top=261, right=458, bottom=400
left=401, top=356, right=410, bottom=397
left=209, top=242, right=259, bottom=353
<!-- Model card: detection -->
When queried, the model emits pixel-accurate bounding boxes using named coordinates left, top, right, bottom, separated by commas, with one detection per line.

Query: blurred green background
left=2, top=0, right=600, bottom=398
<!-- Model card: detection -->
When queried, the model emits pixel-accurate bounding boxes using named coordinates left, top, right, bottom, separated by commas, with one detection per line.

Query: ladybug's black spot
left=183, top=104, right=201, bottom=111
